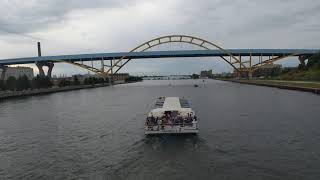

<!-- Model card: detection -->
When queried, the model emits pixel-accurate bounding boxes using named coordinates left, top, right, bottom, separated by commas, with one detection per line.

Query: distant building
left=232, top=63, right=282, bottom=78
left=142, top=76, right=168, bottom=80
left=142, top=75, right=191, bottom=80
left=3, top=66, right=34, bottom=80
left=200, top=70, right=213, bottom=78
left=168, top=75, right=191, bottom=80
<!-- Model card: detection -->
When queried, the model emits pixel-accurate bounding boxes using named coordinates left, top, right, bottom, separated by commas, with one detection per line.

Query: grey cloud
left=0, top=0, right=319, bottom=75
left=0, top=0, right=138, bottom=36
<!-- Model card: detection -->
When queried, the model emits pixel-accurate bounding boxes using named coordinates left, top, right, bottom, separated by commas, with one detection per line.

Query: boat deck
left=145, top=97, right=198, bottom=135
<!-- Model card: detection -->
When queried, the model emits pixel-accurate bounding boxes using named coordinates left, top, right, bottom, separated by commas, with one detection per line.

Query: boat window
left=179, top=98, right=190, bottom=108
left=155, top=98, right=165, bottom=108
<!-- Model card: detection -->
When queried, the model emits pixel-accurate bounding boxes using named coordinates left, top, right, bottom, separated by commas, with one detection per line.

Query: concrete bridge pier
left=0, top=65, right=8, bottom=81
left=35, top=62, right=54, bottom=78
left=47, top=63, right=54, bottom=78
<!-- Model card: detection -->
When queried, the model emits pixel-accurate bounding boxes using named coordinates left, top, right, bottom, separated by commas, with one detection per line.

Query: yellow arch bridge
left=0, top=35, right=318, bottom=80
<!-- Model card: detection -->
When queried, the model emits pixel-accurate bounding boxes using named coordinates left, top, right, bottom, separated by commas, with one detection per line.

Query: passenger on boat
left=158, top=118, right=163, bottom=130
left=194, top=116, right=197, bottom=121
left=186, top=113, right=193, bottom=124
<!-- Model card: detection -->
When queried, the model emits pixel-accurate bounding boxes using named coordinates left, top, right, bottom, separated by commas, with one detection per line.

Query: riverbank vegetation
left=1, top=75, right=144, bottom=91
left=236, top=79, right=320, bottom=89
left=191, top=74, right=200, bottom=79
left=0, top=75, right=52, bottom=91
left=125, top=76, right=143, bottom=82
left=269, top=52, right=320, bottom=81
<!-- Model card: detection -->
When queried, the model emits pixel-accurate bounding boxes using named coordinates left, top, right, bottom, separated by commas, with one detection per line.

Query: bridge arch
left=65, top=35, right=246, bottom=78
left=106, top=35, right=246, bottom=76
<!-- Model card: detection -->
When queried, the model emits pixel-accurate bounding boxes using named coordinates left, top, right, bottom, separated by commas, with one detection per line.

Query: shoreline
left=220, top=79, right=320, bottom=95
left=0, top=84, right=110, bottom=100
left=0, top=81, right=142, bottom=100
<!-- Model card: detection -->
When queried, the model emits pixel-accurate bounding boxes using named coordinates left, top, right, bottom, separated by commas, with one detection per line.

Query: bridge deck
left=0, top=49, right=318, bottom=65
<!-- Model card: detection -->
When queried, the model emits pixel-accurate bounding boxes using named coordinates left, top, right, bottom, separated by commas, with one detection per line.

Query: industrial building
left=1, top=66, right=34, bottom=80
left=200, top=69, right=213, bottom=78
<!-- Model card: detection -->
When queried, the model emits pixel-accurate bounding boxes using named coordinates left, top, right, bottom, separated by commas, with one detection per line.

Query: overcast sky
left=1, top=0, right=320, bottom=76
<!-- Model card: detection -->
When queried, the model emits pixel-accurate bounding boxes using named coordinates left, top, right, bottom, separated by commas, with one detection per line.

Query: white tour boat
left=145, top=97, right=198, bottom=135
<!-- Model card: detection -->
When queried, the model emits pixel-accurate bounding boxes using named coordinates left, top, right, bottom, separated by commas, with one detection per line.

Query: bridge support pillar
left=36, top=62, right=45, bottom=77
left=36, top=62, right=54, bottom=79
left=0, top=65, right=8, bottom=81
left=47, top=63, right=54, bottom=79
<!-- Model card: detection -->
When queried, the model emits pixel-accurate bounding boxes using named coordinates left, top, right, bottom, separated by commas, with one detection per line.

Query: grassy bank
left=237, top=80, right=320, bottom=89
left=269, top=52, right=320, bottom=81
left=221, top=79, right=320, bottom=94
left=271, top=68, right=320, bottom=81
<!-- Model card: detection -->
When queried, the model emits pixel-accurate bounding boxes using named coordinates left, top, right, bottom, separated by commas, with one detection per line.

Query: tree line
left=58, top=75, right=143, bottom=87
left=125, top=76, right=143, bottom=82
left=0, top=75, right=52, bottom=91
left=0, top=75, right=144, bottom=91
left=58, top=76, right=106, bottom=87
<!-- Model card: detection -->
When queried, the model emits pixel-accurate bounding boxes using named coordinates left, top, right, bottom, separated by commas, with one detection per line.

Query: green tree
left=307, top=52, right=320, bottom=69
left=58, top=79, right=72, bottom=87
left=6, top=76, right=17, bottom=91
left=32, top=75, right=53, bottom=89
left=84, top=77, right=94, bottom=85
left=191, top=74, right=199, bottom=79
left=97, top=77, right=104, bottom=84
left=125, top=76, right=143, bottom=82
left=16, top=75, right=31, bottom=91
left=73, top=75, right=80, bottom=85
left=0, top=80, right=5, bottom=90
left=84, top=77, right=89, bottom=85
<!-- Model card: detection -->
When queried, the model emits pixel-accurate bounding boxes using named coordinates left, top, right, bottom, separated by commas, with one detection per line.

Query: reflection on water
left=0, top=80, right=320, bottom=180
left=108, top=135, right=209, bottom=180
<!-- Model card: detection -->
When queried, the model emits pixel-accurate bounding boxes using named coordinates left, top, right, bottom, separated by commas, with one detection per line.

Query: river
left=0, top=79, right=320, bottom=180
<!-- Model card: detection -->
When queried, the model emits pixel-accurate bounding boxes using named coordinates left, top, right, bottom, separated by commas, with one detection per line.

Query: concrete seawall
left=221, top=79, right=320, bottom=95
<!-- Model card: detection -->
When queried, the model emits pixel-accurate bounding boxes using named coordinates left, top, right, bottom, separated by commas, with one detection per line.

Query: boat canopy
left=148, top=97, right=194, bottom=117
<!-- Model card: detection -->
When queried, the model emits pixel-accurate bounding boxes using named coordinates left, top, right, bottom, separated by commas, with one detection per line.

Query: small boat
left=194, top=84, right=199, bottom=87
left=145, top=97, right=198, bottom=135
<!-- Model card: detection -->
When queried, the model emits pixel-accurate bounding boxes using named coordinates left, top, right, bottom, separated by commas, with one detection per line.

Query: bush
left=6, top=76, right=17, bottom=91
left=0, top=80, right=6, bottom=90
left=83, top=77, right=105, bottom=85
left=58, top=79, right=72, bottom=87
left=84, top=77, right=94, bottom=85
left=0, top=80, right=6, bottom=91
left=307, top=52, right=320, bottom=69
left=191, top=74, right=199, bottom=79
left=125, top=76, right=143, bottom=82
left=16, top=75, right=31, bottom=91
left=73, top=75, right=80, bottom=85
left=32, top=75, right=52, bottom=89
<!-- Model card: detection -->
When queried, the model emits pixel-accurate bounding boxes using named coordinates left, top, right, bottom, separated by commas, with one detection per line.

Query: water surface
left=0, top=80, right=320, bottom=179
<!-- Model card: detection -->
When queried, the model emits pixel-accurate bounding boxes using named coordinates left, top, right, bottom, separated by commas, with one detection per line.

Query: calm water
left=0, top=80, right=320, bottom=180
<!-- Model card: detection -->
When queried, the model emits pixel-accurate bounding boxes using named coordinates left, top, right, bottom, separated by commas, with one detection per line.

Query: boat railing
left=145, top=122, right=195, bottom=127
